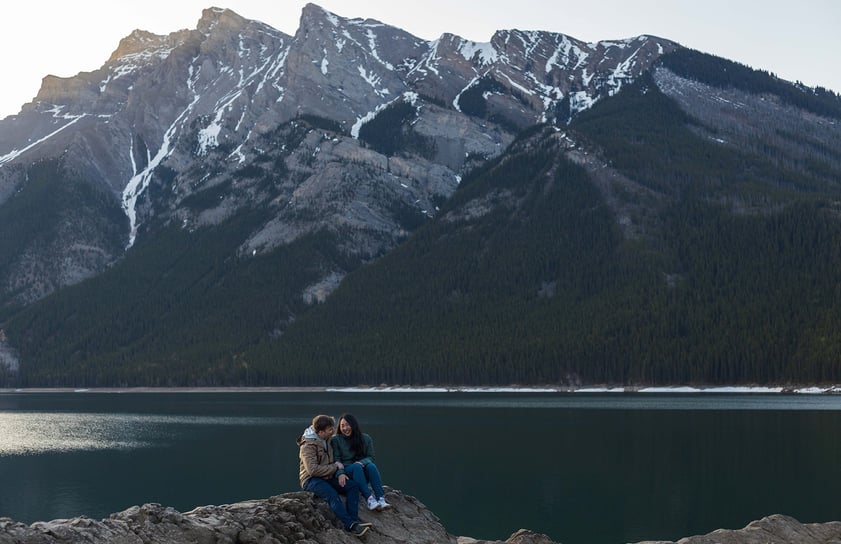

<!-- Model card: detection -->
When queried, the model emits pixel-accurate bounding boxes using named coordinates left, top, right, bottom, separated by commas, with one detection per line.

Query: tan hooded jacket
left=297, top=425, right=342, bottom=488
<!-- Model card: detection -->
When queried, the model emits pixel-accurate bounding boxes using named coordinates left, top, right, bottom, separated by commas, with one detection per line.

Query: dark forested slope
left=240, top=81, right=841, bottom=386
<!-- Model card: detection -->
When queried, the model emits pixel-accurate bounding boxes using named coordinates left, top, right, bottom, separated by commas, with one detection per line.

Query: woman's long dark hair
left=338, top=413, right=366, bottom=458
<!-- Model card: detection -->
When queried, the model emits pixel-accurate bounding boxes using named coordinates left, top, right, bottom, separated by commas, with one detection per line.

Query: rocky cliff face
left=0, top=488, right=838, bottom=544
left=0, top=3, right=678, bottom=308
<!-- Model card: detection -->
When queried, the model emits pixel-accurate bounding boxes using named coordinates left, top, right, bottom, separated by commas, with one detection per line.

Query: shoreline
left=1, top=384, right=840, bottom=394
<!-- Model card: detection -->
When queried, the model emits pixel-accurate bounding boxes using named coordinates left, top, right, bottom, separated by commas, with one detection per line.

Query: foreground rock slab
left=1, top=489, right=840, bottom=544
left=0, top=489, right=454, bottom=544
left=637, top=514, right=841, bottom=544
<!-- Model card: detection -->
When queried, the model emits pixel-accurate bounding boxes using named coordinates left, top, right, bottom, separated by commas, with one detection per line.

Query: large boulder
left=0, top=488, right=454, bottom=544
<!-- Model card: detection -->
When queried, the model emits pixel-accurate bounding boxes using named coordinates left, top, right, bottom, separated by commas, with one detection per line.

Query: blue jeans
left=345, top=462, right=385, bottom=499
left=303, top=476, right=361, bottom=529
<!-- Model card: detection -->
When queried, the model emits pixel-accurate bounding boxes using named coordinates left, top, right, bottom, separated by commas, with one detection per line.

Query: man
left=297, top=414, right=371, bottom=537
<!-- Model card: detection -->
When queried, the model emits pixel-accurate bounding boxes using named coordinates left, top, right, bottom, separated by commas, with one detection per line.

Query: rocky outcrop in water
left=1, top=489, right=840, bottom=544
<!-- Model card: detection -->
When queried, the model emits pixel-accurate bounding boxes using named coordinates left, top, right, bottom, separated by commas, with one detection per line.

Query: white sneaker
left=367, top=495, right=379, bottom=511
left=377, top=497, right=392, bottom=511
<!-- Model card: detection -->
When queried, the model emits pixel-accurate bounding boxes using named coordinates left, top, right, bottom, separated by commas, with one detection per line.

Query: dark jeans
left=304, top=476, right=362, bottom=529
left=345, top=462, right=385, bottom=499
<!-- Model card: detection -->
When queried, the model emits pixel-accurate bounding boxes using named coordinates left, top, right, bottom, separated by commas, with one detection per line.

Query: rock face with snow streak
left=0, top=3, right=677, bottom=306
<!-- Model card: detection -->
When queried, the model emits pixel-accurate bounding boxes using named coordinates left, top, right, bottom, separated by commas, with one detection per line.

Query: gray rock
left=0, top=488, right=455, bottom=544
left=458, top=528, right=560, bottom=544
left=2, top=490, right=840, bottom=544
left=636, top=514, right=841, bottom=544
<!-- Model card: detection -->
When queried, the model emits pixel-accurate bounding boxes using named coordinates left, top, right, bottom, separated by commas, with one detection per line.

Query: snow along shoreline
left=329, top=385, right=841, bottom=394
left=1, top=385, right=840, bottom=394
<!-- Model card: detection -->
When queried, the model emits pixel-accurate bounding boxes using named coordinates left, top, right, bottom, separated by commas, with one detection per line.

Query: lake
left=1, top=390, right=840, bottom=544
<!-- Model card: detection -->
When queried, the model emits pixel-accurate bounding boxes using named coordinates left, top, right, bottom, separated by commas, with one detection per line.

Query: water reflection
left=0, top=413, right=143, bottom=455
left=0, top=412, right=289, bottom=456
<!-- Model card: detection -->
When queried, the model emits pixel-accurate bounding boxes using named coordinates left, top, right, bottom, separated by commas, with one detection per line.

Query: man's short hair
left=312, top=414, right=335, bottom=432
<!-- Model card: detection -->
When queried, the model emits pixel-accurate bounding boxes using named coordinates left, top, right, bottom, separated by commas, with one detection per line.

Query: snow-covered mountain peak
left=0, top=3, right=688, bottom=305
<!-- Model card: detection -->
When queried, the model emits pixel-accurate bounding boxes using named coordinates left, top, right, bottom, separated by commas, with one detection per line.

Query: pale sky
left=1, top=0, right=839, bottom=119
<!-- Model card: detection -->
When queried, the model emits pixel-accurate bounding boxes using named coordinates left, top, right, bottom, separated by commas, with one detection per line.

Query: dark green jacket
left=331, top=433, right=376, bottom=466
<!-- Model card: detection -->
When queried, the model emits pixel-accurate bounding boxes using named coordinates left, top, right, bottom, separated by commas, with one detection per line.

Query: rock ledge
left=637, top=514, right=841, bottom=544
left=1, top=489, right=840, bottom=544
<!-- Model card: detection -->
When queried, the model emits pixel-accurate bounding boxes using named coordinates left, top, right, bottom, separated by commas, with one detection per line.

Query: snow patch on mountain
left=357, top=66, right=389, bottom=97
left=0, top=108, right=86, bottom=166
left=458, top=40, right=497, bottom=65
left=320, top=49, right=329, bottom=75
left=546, top=37, right=589, bottom=73
left=365, top=29, right=395, bottom=71
left=122, top=66, right=202, bottom=247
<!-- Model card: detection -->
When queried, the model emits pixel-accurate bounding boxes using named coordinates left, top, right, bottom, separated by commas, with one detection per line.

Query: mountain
left=1, top=5, right=840, bottom=387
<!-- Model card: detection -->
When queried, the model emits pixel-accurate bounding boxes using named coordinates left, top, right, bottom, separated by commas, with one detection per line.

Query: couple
left=297, top=413, right=391, bottom=537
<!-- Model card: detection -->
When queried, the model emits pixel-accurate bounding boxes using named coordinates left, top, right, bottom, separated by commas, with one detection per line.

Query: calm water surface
left=1, top=391, right=840, bottom=544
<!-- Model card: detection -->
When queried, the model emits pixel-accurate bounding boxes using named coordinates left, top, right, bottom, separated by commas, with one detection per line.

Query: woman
left=332, top=413, right=392, bottom=511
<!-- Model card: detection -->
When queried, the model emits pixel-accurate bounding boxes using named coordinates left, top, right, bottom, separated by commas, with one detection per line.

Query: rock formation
left=1, top=488, right=840, bottom=544
left=636, top=514, right=841, bottom=544
left=0, top=489, right=453, bottom=544
left=0, top=4, right=678, bottom=308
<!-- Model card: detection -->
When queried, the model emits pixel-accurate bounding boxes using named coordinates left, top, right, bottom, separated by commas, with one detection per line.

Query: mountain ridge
left=1, top=5, right=840, bottom=387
